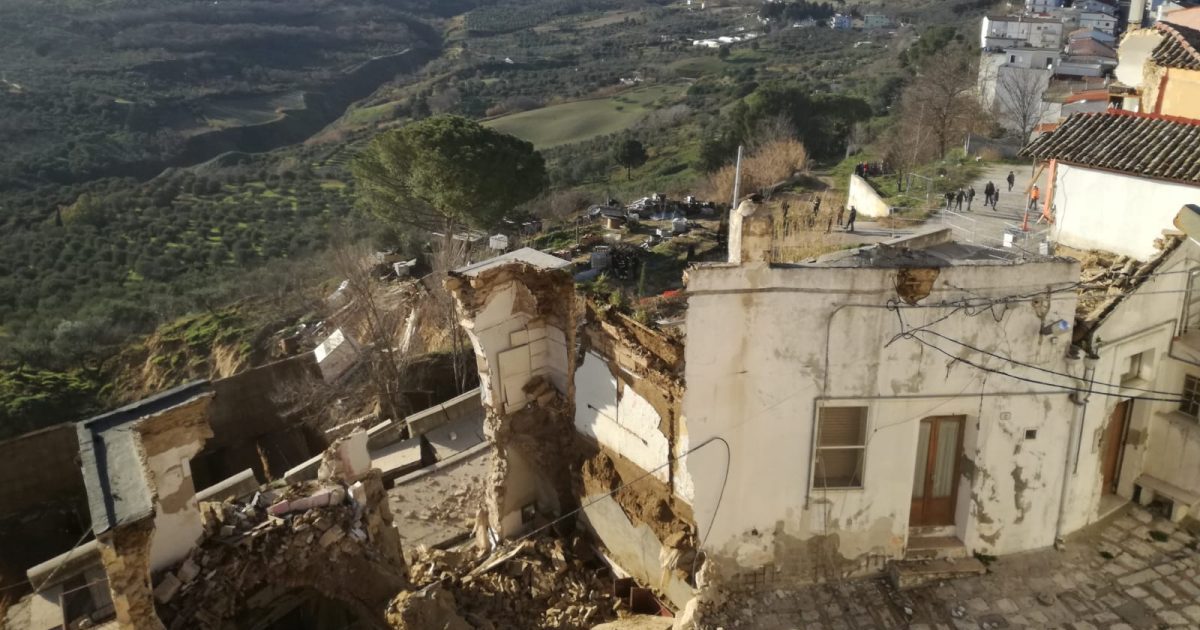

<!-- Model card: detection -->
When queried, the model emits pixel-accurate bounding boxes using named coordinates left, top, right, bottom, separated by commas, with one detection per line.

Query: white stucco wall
left=581, top=494, right=694, bottom=609
left=846, top=174, right=891, bottom=218
left=1051, top=163, right=1200, bottom=260
left=574, top=352, right=671, bottom=484
left=147, top=442, right=206, bottom=572
left=460, top=280, right=569, bottom=413
left=681, top=257, right=1082, bottom=581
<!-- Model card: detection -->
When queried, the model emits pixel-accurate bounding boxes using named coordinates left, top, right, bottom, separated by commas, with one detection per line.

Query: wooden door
left=910, top=416, right=965, bottom=527
left=1101, top=401, right=1130, bottom=495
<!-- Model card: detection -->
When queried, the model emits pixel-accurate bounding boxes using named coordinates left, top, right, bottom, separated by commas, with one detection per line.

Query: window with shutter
left=1180, top=375, right=1200, bottom=419
left=814, top=406, right=867, bottom=489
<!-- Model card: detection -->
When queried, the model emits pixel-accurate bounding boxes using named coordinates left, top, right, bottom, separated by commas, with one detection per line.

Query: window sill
left=1119, top=377, right=1151, bottom=392
left=811, top=486, right=865, bottom=492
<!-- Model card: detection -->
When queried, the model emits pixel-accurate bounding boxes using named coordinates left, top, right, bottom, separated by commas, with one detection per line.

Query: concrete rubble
left=402, top=537, right=623, bottom=630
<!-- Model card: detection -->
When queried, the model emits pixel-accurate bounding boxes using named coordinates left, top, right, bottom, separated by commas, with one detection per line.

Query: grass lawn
left=483, top=83, right=685, bottom=149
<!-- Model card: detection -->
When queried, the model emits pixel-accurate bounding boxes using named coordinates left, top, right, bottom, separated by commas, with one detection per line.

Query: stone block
left=153, top=573, right=182, bottom=604
left=267, top=500, right=291, bottom=516
left=349, top=481, right=367, bottom=505
left=176, top=558, right=200, bottom=583
left=318, top=527, right=345, bottom=548
left=339, top=430, right=371, bottom=480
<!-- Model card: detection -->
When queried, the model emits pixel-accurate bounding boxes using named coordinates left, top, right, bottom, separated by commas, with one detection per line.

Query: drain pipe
left=1055, top=346, right=1097, bottom=548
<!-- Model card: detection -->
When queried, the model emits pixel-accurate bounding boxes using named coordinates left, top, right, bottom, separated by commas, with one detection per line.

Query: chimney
left=727, top=194, right=770, bottom=264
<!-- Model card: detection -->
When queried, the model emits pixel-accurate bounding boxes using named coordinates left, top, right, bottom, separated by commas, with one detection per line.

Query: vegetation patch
left=484, top=84, right=685, bottom=149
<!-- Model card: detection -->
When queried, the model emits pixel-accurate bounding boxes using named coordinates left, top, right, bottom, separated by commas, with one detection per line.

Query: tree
left=352, top=115, right=548, bottom=239
left=613, top=138, right=648, bottom=180
left=898, top=49, right=987, bottom=158
left=995, top=67, right=1050, bottom=142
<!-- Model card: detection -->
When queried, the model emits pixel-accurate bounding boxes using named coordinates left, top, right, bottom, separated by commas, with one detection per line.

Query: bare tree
left=328, top=231, right=413, bottom=425
left=900, top=49, right=988, bottom=158
left=996, top=67, right=1051, bottom=142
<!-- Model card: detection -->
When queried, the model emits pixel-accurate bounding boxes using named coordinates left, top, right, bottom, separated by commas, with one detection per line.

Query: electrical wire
left=913, top=328, right=1189, bottom=398
left=31, top=526, right=94, bottom=595
left=902, top=333, right=1186, bottom=403
left=490, top=435, right=731, bottom=577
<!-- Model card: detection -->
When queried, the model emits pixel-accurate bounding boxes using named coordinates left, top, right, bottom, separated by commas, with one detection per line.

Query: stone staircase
left=888, top=529, right=987, bottom=590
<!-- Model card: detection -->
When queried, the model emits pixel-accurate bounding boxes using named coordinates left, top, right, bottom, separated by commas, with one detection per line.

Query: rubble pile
left=403, top=536, right=621, bottom=630
left=400, top=474, right=485, bottom=529
left=1073, top=237, right=1180, bottom=321
left=158, top=472, right=407, bottom=629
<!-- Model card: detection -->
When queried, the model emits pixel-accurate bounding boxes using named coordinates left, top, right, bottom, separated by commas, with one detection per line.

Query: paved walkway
left=936, top=163, right=1052, bottom=249
left=702, top=504, right=1200, bottom=629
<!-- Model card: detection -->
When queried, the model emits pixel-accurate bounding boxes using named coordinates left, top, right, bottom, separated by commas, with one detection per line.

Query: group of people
left=944, top=187, right=978, bottom=211
left=945, top=170, right=1019, bottom=212
left=853, top=162, right=884, bottom=178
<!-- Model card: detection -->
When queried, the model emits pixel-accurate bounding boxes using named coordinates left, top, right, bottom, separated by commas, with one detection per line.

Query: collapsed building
left=6, top=192, right=1200, bottom=629
left=445, top=196, right=1200, bottom=621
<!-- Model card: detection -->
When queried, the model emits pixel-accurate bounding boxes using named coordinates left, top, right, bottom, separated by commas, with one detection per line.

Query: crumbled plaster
left=445, top=263, right=580, bottom=537
left=894, top=268, right=940, bottom=305
left=98, top=520, right=161, bottom=630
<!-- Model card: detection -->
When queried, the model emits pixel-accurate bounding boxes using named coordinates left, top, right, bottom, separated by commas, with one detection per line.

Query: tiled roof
left=1021, top=110, right=1200, bottom=184
left=1152, top=22, right=1200, bottom=70
left=1064, top=89, right=1108, bottom=103
left=1067, top=38, right=1117, bottom=58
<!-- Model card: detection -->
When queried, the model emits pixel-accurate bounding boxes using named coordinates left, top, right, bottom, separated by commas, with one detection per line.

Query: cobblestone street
left=703, top=505, right=1200, bottom=629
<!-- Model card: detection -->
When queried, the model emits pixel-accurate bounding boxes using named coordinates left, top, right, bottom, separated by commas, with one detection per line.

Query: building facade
left=681, top=223, right=1085, bottom=592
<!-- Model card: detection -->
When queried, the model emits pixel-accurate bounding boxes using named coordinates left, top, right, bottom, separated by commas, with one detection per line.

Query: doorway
left=1101, top=400, right=1130, bottom=495
left=911, top=415, right=965, bottom=527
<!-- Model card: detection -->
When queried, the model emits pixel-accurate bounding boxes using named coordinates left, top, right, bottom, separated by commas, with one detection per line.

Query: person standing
left=1007, top=170, right=1016, bottom=191
left=993, top=188, right=1000, bottom=208
left=954, top=189, right=965, bottom=211
left=945, top=191, right=955, bottom=209
left=846, top=206, right=857, bottom=233
left=1028, top=184, right=1040, bottom=213
left=984, top=181, right=995, bottom=208
left=966, top=186, right=976, bottom=211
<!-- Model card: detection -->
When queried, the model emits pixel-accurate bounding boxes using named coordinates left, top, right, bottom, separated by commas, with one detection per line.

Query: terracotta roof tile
left=1152, top=22, right=1200, bottom=70
left=1021, top=110, right=1200, bottom=183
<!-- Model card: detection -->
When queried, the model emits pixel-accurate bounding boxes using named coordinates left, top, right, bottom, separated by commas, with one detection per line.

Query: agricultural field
left=484, top=83, right=686, bottom=148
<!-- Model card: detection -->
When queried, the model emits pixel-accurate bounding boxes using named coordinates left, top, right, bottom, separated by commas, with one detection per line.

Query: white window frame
left=812, top=406, right=869, bottom=490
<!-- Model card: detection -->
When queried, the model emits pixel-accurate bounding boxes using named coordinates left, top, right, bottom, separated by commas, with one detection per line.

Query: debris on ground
left=407, top=536, right=622, bottom=629
left=159, top=470, right=407, bottom=629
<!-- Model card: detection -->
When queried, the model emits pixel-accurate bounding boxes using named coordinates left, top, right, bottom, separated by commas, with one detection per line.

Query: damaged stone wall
left=445, top=262, right=580, bottom=538
left=191, top=354, right=324, bottom=490
left=159, top=470, right=406, bottom=630
left=574, top=300, right=697, bottom=608
left=448, top=258, right=699, bottom=612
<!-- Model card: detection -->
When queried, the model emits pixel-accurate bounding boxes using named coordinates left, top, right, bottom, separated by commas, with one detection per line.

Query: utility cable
left=483, top=436, right=731, bottom=578
left=901, top=333, right=1186, bottom=403
left=31, top=526, right=94, bottom=595
left=913, top=328, right=1191, bottom=398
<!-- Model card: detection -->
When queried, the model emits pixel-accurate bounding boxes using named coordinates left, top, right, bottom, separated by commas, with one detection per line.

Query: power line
left=489, top=435, right=731, bottom=573
left=901, top=334, right=1186, bottom=403
left=913, top=329, right=1189, bottom=398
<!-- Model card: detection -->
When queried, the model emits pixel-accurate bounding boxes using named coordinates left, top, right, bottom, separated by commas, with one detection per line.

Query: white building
left=683, top=222, right=1087, bottom=589
left=1081, top=10, right=1120, bottom=34
left=981, top=15, right=1066, bottom=50
left=1061, top=234, right=1200, bottom=532
left=1026, top=0, right=1064, bottom=13
left=1023, top=110, right=1200, bottom=260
